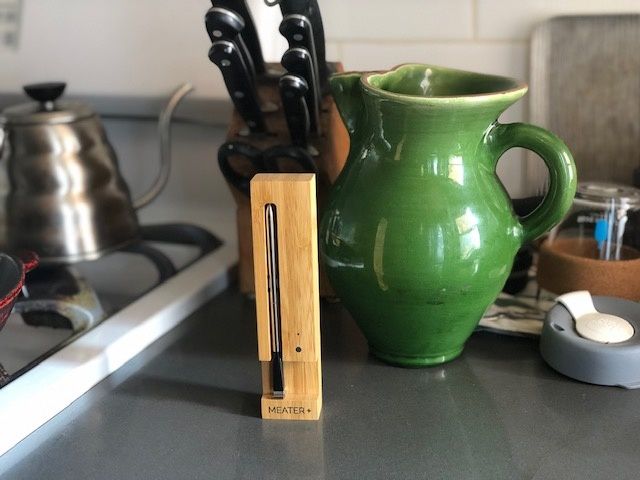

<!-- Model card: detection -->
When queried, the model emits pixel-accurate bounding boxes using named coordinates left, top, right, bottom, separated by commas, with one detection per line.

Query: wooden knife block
left=222, top=62, right=348, bottom=297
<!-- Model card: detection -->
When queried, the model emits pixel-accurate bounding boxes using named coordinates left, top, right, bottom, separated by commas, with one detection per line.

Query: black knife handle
left=209, top=41, right=266, bottom=134
left=205, top=7, right=256, bottom=85
left=205, top=6, right=244, bottom=39
left=277, top=0, right=326, bottom=86
left=279, top=15, right=322, bottom=92
left=214, top=0, right=265, bottom=74
left=281, top=47, right=320, bottom=135
left=279, top=74, right=310, bottom=148
left=279, top=14, right=315, bottom=50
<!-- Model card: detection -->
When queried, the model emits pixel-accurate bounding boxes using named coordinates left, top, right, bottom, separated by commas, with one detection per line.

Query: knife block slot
left=222, top=61, right=348, bottom=297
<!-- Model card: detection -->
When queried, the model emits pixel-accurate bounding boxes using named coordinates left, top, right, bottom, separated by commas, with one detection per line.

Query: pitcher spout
left=362, top=64, right=528, bottom=126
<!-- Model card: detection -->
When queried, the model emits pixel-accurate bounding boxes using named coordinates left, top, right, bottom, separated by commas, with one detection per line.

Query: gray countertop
left=1, top=288, right=639, bottom=480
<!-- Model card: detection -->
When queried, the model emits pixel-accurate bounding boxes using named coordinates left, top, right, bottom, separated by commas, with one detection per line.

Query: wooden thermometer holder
left=223, top=62, right=348, bottom=297
left=251, top=174, right=322, bottom=420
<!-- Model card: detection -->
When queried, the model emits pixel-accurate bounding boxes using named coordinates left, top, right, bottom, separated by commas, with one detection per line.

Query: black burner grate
left=0, top=223, right=222, bottom=387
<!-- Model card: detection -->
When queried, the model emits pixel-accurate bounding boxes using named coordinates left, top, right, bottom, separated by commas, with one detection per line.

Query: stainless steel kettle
left=0, top=82, right=193, bottom=263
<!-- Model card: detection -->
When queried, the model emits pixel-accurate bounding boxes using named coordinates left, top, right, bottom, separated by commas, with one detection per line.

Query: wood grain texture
left=251, top=174, right=322, bottom=420
left=222, top=62, right=349, bottom=297
left=530, top=15, right=640, bottom=189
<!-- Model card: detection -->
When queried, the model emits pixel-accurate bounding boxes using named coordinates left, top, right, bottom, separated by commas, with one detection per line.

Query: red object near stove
left=0, top=252, right=38, bottom=332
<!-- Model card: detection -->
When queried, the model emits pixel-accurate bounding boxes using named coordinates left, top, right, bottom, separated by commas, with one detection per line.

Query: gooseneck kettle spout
left=133, top=82, right=194, bottom=210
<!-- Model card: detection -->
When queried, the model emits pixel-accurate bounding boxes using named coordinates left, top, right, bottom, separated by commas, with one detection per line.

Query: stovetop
left=0, top=102, right=238, bottom=458
left=0, top=223, right=222, bottom=386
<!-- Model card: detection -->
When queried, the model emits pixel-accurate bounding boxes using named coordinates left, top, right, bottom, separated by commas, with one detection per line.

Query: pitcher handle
left=485, top=122, right=577, bottom=244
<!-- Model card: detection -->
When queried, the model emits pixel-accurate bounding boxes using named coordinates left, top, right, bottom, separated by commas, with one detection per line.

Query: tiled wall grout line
left=336, top=42, right=345, bottom=63
left=472, top=0, right=478, bottom=39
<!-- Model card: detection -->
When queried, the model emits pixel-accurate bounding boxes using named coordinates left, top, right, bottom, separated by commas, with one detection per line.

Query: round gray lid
left=0, top=82, right=94, bottom=125
left=576, top=182, right=640, bottom=208
left=540, top=295, right=640, bottom=389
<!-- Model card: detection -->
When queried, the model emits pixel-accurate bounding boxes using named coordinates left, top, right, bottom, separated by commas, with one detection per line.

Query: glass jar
left=546, top=182, right=640, bottom=261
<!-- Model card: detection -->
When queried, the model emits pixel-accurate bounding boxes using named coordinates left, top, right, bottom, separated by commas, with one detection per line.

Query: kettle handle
left=485, top=122, right=577, bottom=244
left=133, top=83, right=194, bottom=210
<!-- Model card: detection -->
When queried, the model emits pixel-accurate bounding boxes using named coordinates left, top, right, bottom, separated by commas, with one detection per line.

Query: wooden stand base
left=261, top=393, right=322, bottom=421
left=260, top=362, right=322, bottom=421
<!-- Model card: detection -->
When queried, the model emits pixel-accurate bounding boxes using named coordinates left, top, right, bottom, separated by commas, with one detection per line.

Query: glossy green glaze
left=321, top=64, right=577, bottom=366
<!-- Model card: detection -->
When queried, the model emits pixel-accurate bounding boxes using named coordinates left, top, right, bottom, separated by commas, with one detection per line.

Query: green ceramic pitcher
left=320, top=64, right=577, bottom=366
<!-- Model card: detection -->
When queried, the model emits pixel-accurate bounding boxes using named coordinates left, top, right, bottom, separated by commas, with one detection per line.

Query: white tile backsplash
left=477, top=0, right=640, bottom=40
left=341, top=41, right=527, bottom=80
left=0, top=0, right=636, bottom=97
left=324, top=41, right=341, bottom=63
left=0, top=0, right=222, bottom=97
left=1, top=0, right=636, bottom=195
left=322, top=0, right=473, bottom=40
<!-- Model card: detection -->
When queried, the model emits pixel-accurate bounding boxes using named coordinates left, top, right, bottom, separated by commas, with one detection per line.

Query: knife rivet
left=221, top=59, right=231, bottom=67
left=293, top=33, right=303, bottom=41
left=213, top=30, right=223, bottom=38
left=296, top=346, right=302, bottom=352
left=234, top=91, right=245, bottom=99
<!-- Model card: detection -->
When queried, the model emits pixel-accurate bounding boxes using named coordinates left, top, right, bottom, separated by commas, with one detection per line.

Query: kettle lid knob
left=3, top=82, right=91, bottom=124
left=23, top=82, right=66, bottom=104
